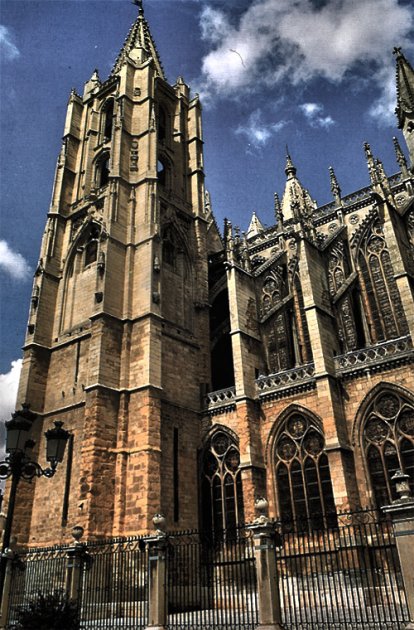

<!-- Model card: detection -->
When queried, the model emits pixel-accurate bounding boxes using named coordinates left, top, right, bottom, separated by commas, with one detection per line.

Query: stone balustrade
left=334, top=335, right=413, bottom=378
left=256, top=363, right=316, bottom=400
left=204, top=336, right=412, bottom=408
left=204, top=386, right=236, bottom=414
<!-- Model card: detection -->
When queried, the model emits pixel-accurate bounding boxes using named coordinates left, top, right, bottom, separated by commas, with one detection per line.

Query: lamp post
left=0, top=404, right=70, bottom=602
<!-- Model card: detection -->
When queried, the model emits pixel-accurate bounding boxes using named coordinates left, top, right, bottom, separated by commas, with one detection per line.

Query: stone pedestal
left=65, top=542, right=88, bottom=602
left=383, top=498, right=414, bottom=629
left=248, top=517, right=285, bottom=630
left=0, top=548, right=15, bottom=629
left=145, top=525, right=167, bottom=630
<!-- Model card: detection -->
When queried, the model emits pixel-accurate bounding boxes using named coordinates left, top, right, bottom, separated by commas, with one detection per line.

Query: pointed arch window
left=102, top=99, right=114, bottom=142
left=84, top=225, right=100, bottom=267
left=158, top=106, right=167, bottom=142
left=274, top=413, right=336, bottom=529
left=328, top=242, right=366, bottom=352
left=357, top=220, right=408, bottom=342
left=363, top=391, right=414, bottom=506
left=157, top=157, right=167, bottom=187
left=96, top=153, right=110, bottom=188
left=161, top=224, right=193, bottom=331
left=201, top=431, right=244, bottom=536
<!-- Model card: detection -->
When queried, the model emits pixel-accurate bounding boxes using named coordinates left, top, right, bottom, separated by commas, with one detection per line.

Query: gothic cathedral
left=12, top=6, right=414, bottom=545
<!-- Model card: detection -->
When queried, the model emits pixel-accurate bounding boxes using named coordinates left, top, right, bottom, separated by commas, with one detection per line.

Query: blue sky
left=0, top=0, right=413, bottom=416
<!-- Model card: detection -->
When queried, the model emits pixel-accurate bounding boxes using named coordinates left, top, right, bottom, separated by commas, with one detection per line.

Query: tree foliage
left=9, top=591, right=79, bottom=630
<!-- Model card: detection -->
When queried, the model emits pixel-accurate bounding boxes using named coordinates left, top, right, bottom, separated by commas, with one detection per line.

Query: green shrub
left=9, top=591, right=79, bottom=630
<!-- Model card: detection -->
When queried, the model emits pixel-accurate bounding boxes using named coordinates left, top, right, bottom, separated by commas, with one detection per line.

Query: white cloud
left=300, top=102, right=335, bottom=128
left=197, top=0, right=413, bottom=113
left=0, top=25, right=20, bottom=61
left=0, top=360, right=22, bottom=458
left=368, top=66, right=398, bottom=125
left=0, top=240, right=30, bottom=280
left=235, top=109, right=287, bottom=148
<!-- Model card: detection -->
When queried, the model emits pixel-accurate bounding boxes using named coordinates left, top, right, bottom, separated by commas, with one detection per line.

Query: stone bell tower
left=14, top=2, right=222, bottom=544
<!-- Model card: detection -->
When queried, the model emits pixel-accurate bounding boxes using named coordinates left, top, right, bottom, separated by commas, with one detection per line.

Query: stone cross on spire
left=132, top=0, right=144, bottom=15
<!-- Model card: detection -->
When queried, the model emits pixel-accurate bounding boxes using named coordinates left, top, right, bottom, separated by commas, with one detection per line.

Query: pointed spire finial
left=285, top=147, right=296, bottom=179
left=393, top=136, right=409, bottom=178
left=363, top=142, right=379, bottom=185
left=132, top=0, right=144, bottom=16
left=274, top=192, right=283, bottom=226
left=274, top=192, right=281, bottom=213
left=329, top=166, right=342, bottom=205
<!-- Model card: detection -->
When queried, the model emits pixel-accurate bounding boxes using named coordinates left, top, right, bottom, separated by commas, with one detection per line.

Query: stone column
left=145, top=514, right=167, bottom=630
left=65, top=526, right=88, bottom=603
left=383, top=470, right=414, bottom=630
left=248, top=499, right=285, bottom=630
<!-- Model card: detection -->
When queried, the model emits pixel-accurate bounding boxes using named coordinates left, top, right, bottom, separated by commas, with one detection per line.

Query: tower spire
left=394, top=47, right=414, bottom=128
left=112, top=1, right=165, bottom=78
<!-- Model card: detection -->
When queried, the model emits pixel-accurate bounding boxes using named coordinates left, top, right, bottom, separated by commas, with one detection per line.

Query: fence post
left=0, top=545, right=16, bottom=629
left=383, top=470, right=414, bottom=630
left=248, top=499, right=285, bottom=630
left=145, top=514, right=167, bottom=630
left=65, top=525, right=87, bottom=604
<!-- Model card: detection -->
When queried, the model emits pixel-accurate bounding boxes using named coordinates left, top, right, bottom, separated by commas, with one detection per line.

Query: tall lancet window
left=273, top=413, right=336, bottom=529
left=102, top=98, right=114, bottom=142
left=158, top=105, right=167, bottom=142
left=363, top=391, right=414, bottom=506
left=84, top=225, right=100, bottom=267
left=201, top=431, right=244, bottom=535
left=96, top=153, right=110, bottom=188
left=357, top=220, right=408, bottom=342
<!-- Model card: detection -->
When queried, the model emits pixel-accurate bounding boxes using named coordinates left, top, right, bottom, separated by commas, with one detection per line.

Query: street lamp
left=0, top=404, right=70, bottom=600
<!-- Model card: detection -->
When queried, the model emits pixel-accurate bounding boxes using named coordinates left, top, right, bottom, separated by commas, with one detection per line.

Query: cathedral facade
left=12, top=7, right=414, bottom=545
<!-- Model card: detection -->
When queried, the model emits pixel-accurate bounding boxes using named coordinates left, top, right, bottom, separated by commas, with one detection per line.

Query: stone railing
left=334, top=335, right=413, bottom=377
left=204, top=386, right=236, bottom=414
left=256, top=363, right=315, bottom=399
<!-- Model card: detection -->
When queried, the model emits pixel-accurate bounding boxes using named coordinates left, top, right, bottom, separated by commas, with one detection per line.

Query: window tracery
left=363, top=391, right=414, bottom=506
left=260, top=262, right=312, bottom=374
left=328, top=242, right=364, bottom=352
left=357, top=220, right=408, bottom=342
left=273, top=413, right=336, bottom=529
left=261, top=267, right=286, bottom=315
left=201, top=431, right=244, bottom=535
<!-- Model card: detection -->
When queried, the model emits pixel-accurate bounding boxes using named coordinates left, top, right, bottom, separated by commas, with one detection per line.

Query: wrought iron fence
left=79, top=536, right=148, bottom=629
left=6, top=545, right=69, bottom=626
left=165, top=528, right=258, bottom=630
left=276, top=509, right=409, bottom=629
left=4, top=509, right=410, bottom=630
